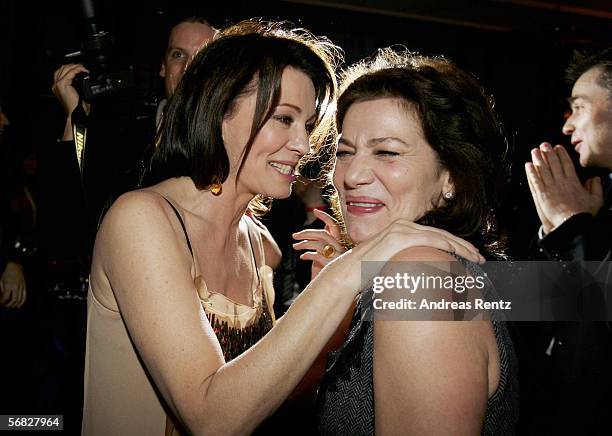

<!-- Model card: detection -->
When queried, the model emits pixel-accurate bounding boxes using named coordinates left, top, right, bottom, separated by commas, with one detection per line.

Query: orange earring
left=210, top=183, right=222, bottom=196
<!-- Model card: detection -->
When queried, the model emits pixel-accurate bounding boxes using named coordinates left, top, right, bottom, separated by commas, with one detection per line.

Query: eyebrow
left=278, top=103, right=302, bottom=113
left=567, top=95, right=589, bottom=104
left=277, top=103, right=316, bottom=121
left=166, top=46, right=185, bottom=54
left=338, top=136, right=410, bottom=147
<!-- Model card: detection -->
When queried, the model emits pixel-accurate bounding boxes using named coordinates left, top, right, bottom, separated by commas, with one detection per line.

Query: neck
left=156, top=177, right=255, bottom=243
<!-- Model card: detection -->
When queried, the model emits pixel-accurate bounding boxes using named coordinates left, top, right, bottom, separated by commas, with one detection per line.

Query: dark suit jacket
left=521, top=190, right=612, bottom=435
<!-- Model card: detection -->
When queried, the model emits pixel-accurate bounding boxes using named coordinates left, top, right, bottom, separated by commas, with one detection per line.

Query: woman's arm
left=373, top=247, right=494, bottom=435
left=96, top=198, right=484, bottom=435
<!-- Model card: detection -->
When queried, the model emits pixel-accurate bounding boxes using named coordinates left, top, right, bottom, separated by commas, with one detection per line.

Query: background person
left=524, top=47, right=612, bottom=434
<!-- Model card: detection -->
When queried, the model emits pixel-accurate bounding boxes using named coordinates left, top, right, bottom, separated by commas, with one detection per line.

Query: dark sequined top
left=205, top=292, right=274, bottom=362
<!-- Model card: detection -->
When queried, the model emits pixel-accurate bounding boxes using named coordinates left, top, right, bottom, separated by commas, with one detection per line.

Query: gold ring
left=322, top=244, right=335, bottom=259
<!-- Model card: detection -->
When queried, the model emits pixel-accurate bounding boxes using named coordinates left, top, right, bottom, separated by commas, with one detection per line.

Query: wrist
left=550, top=211, right=584, bottom=231
left=62, top=116, right=74, bottom=141
left=5, top=261, right=23, bottom=272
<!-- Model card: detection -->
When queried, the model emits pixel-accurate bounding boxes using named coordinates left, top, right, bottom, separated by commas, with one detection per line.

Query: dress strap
left=161, top=196, right=194, bottom=258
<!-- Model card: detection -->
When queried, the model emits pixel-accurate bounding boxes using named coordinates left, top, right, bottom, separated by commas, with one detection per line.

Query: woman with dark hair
left=297, top=49, right=519, bottom=435
left=82, top=24, right=483, bottom=435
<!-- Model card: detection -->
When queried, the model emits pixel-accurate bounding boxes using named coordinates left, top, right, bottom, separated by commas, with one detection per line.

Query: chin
left=266, top=184, right=293, bottom=199
left=348, top=224, right=380, bottom=246
left=578, top=153, right=592, bottom=168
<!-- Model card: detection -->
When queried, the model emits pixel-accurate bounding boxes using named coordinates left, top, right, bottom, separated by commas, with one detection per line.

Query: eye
left=274, top=115, right=293, bottom=126
left=375, top=150, right=400, bottom=157
left=170, top=50, right=185, bottom=60
left=336, top=149, right=352, bottom=157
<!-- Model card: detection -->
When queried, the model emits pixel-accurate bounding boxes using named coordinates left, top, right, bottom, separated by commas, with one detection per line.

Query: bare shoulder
left=101, top=190, right=168, bottom=229
left=376, top=319, right=489, bottom=350
left=94, top=190, right=189, bottom=274
left=97, top=190, right=175, bottom=245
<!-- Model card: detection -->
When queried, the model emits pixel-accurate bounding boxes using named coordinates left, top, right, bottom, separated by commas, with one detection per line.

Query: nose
left=343, top=154, right=374, bottom=188
left=562, top=114, right=575, bottom=136
left=287, top=128, right=310, bottom=157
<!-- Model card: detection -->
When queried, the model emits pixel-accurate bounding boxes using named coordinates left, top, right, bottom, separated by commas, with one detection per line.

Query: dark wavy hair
left=144, top=20, right=340, bottom=213
left=330, top=48, right=508, bottom=256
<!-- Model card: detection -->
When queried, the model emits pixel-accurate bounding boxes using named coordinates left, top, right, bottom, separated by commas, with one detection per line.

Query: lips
left=345, top=196, right=385, bottom=215
left=573, top=140, right=583, bottom=153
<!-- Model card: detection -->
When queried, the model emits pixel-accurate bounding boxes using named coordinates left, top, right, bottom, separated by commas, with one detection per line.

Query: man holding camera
left=53, top=17, right=217, bottom=143
left=44, top=16, right=217, bottom=288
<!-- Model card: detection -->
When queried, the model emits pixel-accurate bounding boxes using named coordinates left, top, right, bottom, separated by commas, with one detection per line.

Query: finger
left=586, top=176, right=604, bottom=200
left=294, top=230, right=341, bottom=247
left=525, top=163, right=538, bottom=199
left=16, top=288, right=27, bottom=309
left=0, top=287, right=9, bottom=305
left=413, top=231, right=483, bottom=264
left=61, top=64, right=90, bottom=82
left=537, top=142, right=553, bottom=165
left=404, top=222, right=481, bottom=258
left=531, top=148, right=553, bottom=186
left=394, top=222, right=484, bottom=263
left=5, top=287, right=17, bottom=308
left=56, top=64, right=79, bottom=82
left=525, top=164, right=543, bottom=210
left=56, top=65, right=88, bottom=86
left=292, top=239, right=334, bottom=252
left=446, top=240, right=485, bottom=264
left=295, top=241, right=344, bottom=260
left=299, top=251, right=331, bottom=266
left=526, top=165, right=552, bottom=229
left=427, top=230, right=485, bottom=263
left=313, top=209, right=341, bottom=239
left=540, top=142, right=564, bottom=178
left=555, top=145, right=579, bottom=179
left=525, top=163, right=543, bottom=205
left=292, top=229, right=335, bottom=242
left=525, top=162, right=548, bottom=200
left=54, top=64, right=75, bottom=82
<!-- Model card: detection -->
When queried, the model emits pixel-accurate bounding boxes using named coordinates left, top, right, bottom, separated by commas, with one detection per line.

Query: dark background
left=1, top=0, right=611, bottom=258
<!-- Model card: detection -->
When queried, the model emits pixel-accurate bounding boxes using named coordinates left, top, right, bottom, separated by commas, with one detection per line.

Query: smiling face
left=222, top=67, right=316, bottom=199
left=562, top=66, right=612, bottom=169
left=333, top=98, right=453, bottom=244
left=160, top=21, right=216, bottom=97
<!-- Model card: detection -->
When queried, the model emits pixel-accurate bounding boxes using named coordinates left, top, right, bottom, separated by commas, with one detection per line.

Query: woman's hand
left=358, top=218, right=485, bottom=267
left=292, top=209, right=345, bottom=279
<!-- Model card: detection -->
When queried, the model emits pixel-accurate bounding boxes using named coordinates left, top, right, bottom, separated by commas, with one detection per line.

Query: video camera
left=65, top=0, right=135, bottom=102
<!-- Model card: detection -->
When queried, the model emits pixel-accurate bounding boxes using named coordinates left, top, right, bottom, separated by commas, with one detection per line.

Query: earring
left=210, top=183, right=222, bottom=196
left=443, top=191, right=454, bottom=200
